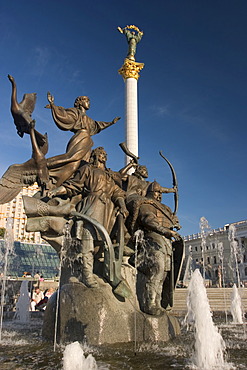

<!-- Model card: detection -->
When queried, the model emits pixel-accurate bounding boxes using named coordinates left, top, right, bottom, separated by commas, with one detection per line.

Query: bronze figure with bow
left=159, top=150, right=178, bottom=216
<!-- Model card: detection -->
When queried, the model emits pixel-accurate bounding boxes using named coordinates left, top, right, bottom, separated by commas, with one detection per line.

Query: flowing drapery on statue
left=44, top=147, right=129, bottom=289
left=0, top=88, right=120, bottom=205
left=46, top=94, right=120, bottom=186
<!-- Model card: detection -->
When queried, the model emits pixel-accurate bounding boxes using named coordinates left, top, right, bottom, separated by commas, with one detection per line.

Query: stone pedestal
left=42, top=263, right=180, bottom=345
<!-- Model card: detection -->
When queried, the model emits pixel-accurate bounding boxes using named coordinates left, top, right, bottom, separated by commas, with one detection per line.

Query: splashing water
left=228, top=224, right=243, bottom=287
left=217, top=241, right=228, bottom=323
left=13, top=280, right=30, bottom=323
left=199, top=217, right=211, bottom=281
left=0, top=218, right=15, bottom=341
left=231, top=284, right=243, bottom=324
left=54, top=222, right=72, bottom=352
left=185, top=269, right=228, bottom=369
left=183, top=244, right=193, bottom=285
left=133, top=229, right=144, bottom=354
left=63, top=341, right=98, bottom=370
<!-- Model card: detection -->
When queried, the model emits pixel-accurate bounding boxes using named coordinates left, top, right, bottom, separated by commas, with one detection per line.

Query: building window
left=245, top=267, right=247, bottom=276
left=211, top=243, right=215, bottom=249
left=207, top=257, right=210, bottom=264
left=195, top=246, right=198, bottom=251
left=213, top=256, right=217, bottom=264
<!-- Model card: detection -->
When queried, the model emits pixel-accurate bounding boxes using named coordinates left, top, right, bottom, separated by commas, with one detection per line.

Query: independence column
left=118, top=25, right=144, bottom=164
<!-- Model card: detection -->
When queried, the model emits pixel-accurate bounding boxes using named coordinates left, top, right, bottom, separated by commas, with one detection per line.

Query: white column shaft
left=125, top=78, right=138, bottom=164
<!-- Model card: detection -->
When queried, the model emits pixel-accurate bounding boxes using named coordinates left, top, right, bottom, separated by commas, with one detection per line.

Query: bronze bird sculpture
left=8, top=74, right=46, bottom=147
left=0, top=76, right=50, bottom=203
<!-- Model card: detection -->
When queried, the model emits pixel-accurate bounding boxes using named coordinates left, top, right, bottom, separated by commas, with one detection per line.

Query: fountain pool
left=0, top=315, right=246, bottom=369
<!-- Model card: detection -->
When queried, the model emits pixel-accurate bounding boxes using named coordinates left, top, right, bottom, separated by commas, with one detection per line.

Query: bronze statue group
left=0, top=76, right=184, bottom=316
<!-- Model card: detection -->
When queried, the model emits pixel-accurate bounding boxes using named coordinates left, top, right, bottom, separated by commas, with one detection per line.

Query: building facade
left=182, top=220, right=247, bottom=287
left=0, top=239, right=59, bottom=278
left=0, top=184, right=42, bottom=244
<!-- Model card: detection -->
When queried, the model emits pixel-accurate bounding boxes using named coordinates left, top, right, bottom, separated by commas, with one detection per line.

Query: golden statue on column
left=118, top=25, right=144, bottom=80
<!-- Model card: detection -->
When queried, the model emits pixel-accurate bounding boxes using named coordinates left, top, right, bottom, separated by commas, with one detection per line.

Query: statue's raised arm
left=45, top=94, right=121, bottom=186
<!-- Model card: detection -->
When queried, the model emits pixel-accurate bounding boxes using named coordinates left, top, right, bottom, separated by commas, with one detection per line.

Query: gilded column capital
left=118, top=59, right=144, bottom=80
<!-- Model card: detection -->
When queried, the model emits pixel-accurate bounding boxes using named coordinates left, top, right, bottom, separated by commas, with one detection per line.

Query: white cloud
left=34, top=47, right=50, bottom=70
left=28, top=46, right=51, bottom=80
left=151, top=104, right=170, bottom=116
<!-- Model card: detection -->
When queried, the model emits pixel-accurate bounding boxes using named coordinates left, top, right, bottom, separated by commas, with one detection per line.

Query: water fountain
left=230, top=283, right=243, bottom=324
left=217, top=240, right=228, bottom=322
left=185, top=269, right=227, bottom=369
left=182, top=244, right=193, bottom=286
left=63, top=341, right=98, bottom=370
left=13, top=280, right=30, bottom=323
left=0, top=217, right=14, bottom=341
left=199, top=216, right=211, bottom=281
left=133, top=229, right=144, bottom=354
left=227, top=224, right=246, bottom=328
left=228, top=224, right=243, bottom=287
left=54, top=222, right=72, bottom=352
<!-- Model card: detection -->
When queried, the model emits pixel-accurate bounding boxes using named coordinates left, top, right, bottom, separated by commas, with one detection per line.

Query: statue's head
left=74, top=96, right=90, bottom=110
left=146, top=181, right=162, bottom=202
left=135, top=165, right=148, bottom=179
left=90, top=147, right=107, bottom=166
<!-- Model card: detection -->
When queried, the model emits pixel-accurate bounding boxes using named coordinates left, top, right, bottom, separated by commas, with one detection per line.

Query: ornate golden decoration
left=118, top=25, right=144, bottom=62
left=118, top=58, right=144, bottom=80
left=119, top=25, right=143, bottom=34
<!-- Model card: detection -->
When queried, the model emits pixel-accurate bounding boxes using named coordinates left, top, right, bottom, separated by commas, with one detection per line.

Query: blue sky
left=0, top=1, right=246, bottom=236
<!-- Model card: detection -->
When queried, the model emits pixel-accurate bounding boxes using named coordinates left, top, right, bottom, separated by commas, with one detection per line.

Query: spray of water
left=30, top=246, right=44, bottom=293
left=228, top=224, right=242, bottom=287
left=0, top=218, right=15, bottom=341
left=54, top=222, right=72, bottom=352
left=63, top=341, right=98, bottom=370
left=185, top=269, right=227, bottom=369
left=13, top=280, right=30, bottom=323
left=230, top=284, right=243, bottom=324
left=183, top=245, right=193, bottom=286
left=133, top=229, right=144, bottom=354
left=217, top=240, right=228, bottom=323
left=199, top=217, right=211, bottom=281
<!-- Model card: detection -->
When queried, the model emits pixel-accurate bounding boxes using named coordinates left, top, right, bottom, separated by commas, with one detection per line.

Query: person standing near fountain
left=131, top=181, right=182, bottom=315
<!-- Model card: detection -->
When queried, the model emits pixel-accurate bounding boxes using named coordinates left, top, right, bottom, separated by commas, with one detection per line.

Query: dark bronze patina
left=0, top=75, right=184, bottom=318
left=45, top=93, right=120, bottom=186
